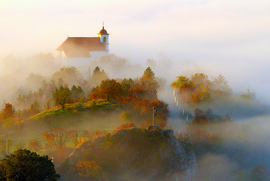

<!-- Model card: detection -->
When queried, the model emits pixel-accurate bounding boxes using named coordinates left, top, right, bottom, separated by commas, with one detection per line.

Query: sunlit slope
left=24, top=99, right=122, bottom=122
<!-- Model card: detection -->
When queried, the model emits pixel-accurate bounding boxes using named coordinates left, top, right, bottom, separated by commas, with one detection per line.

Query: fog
left=1, top=0, right=269, bottom=180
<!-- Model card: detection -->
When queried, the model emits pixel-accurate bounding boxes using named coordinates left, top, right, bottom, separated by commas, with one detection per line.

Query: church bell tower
left=98, top=23, right=109, bottom=51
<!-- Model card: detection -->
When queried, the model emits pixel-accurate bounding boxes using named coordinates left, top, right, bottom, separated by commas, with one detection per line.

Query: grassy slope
left=5, top=99, right=123, bottom=157
left=25, top=99, right=121, bottom=122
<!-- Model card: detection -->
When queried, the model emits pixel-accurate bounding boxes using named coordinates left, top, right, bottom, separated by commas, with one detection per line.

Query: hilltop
left=58, top=127, right=197, bottom=181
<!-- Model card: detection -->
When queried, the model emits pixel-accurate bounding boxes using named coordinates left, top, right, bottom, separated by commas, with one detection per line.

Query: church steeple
left=98, top=23, right=109, bottom=50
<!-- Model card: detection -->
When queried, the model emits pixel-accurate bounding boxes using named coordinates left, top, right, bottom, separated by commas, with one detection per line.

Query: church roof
left=56, top=37, right=107, bottom=58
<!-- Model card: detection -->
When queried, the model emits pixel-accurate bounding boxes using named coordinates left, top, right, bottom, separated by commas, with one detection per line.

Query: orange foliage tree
left=42, top=128, right=76, bottom=150
left=0, top=103, right=16, bottom=128
left=82, top=130, right=108, bottom=142
left=28, top=140, right=42, bottom=152
left=76, top=161, right=107, bottom=181
left=91, top=79, right=122, bottom=101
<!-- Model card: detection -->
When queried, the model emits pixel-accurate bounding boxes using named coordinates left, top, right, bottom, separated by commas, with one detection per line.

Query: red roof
left=56, top=37, right=107, bottom=58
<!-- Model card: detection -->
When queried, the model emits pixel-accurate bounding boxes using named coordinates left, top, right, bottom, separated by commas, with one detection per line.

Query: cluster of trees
left=89, top=67, right=168, bottom=128
left=0, top=66, right=109, bottom=126
left=171, top=73, right=266, bottom=118
left=171, top=73, right=231, bottom=106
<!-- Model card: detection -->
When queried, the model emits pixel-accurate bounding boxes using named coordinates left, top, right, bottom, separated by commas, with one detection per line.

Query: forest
left=0, top=53, right=269, bottom=181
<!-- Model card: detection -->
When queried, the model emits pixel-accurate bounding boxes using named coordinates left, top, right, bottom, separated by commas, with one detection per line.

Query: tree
left=249, top=163, right=269, bottom=181
left=133, top=67, right=159, bottom=99
left=90, top=66, right=109, bottom=87
left=71, top=85, right=84, bottom=102
left=143, top=67, right=155, bottom=79
left=28, top=140, right=42, bottom=152
left=211, top=74, right=232, bottom=94
left=170, top=76, right=194, bottom=90
left=52, top=66, right=82, bottom=87
left=191, top=73, right=211, bottom=88
left=91, top=79, right=122, bottom=101
left=76, top=161, right=107, bottom=181
left=0, top=103, right=15, bottom=128
left=42, top=128, right=74, bottom=151
left=0, top=149, right=60, bottom=180
left=52, top=86, right=72, bottom=110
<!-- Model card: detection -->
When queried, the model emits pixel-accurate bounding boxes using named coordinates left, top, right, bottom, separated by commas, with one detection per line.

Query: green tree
left=52, top=86, right=72, bottom=110
left=52, top=66, right=82, bottom=87
left=143, top=67, right=155, bottom=78
left=0, top=149, right=60, bottom=180
left=90, top=66, right=109, bottom=87
left=71, top=85, right=84, bottom=102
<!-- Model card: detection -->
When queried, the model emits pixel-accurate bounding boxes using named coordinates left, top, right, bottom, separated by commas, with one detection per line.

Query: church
left=55, top=25, right=109, bottom=66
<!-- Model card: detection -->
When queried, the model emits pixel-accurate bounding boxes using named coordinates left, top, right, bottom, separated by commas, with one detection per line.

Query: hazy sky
left=0, top=0, right=270, bottom=98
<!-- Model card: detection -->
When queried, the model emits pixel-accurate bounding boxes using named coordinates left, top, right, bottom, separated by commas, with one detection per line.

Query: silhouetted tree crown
left=0, top=149, right=60, bottom=180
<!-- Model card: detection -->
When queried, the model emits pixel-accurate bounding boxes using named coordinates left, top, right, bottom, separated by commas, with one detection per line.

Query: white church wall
left=89, top=51, right=109, bottom=60
left=65, top=57, right=92, bottom=67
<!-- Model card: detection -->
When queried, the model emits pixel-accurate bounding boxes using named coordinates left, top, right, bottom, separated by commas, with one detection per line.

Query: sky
left=0, top=0, right=270, bottom=99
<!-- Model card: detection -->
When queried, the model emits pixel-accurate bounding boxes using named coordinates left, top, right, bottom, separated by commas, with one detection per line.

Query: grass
left=24, top=99, right=122, bottom=122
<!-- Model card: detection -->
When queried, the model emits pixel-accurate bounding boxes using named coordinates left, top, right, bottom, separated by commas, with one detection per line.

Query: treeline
left=171, top=73, right=266, bottom=117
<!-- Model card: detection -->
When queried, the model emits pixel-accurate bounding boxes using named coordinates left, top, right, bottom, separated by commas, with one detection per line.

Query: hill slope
left=58, top=127, right=197, bottom=181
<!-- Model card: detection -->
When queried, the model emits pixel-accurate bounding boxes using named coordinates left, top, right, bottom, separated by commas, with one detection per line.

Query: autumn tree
left=28, top=140, right=42, bottom=152
left=0, top=149, right=60, bottom=180
left=76, top=161, right=107, bottom=181
left=42, top=128, right=75, bottom=150
left=171, top=76, right=194, bottom=90
left=82, top=130, right=107, bottom=142
left=171, top=76, right=195, bottom=105
left=91, top=79, right=122, bottom=101
left=189, top=84, right=211, bottom=104
left=133, top=67, right=159, bottom=99
left=0, top=103, right=15, bottom=128
left=52, top=86, right=72, bottom=110
left=191, top=73, right=211, bottom=88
